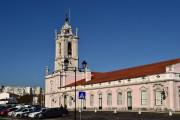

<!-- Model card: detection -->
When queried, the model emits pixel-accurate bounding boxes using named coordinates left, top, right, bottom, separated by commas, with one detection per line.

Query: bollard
left=114, top=109, right=117, bottom=114
left=137, top=109, right=142, bottom=120
left=94, top=108, right=97, bottom=113
left=138, top=109, right=141, bottom=115
left=169, top=110, right=172, bottom=116
left=79, top=109, right=82, bottom=120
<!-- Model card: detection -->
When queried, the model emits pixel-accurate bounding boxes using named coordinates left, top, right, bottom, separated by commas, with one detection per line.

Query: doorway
left=64, top=95, right=67, bottom=108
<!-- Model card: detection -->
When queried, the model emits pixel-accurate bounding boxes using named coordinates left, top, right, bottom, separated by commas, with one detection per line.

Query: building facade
left=0, top=92, right=18, bottom=104
left=2, top=86, right=42, bottom=96
left=45, top=15, right=180, bottom=111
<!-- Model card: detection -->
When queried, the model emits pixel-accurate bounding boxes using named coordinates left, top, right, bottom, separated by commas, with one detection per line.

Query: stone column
left=149, top=85, right=154, bottom=109
left=168, top=80, right=175, bottom=111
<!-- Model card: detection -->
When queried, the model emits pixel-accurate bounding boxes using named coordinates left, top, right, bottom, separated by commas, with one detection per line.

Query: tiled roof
left=66, top=79, right=86, bottom=87
left=65, top=58, right=180, bottom=87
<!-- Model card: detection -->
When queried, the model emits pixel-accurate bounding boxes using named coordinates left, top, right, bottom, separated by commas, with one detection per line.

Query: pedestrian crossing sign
left=79, top=91, right=86, bottom=99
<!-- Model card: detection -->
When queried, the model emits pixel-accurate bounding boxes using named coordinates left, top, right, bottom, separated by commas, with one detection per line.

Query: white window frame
left=141, top=90, right=148, bottom=106
left=59, top=96, right=61, bottom=107
left=69, top=96, right=72, bottom=106
left=90, top=94, right=94, bottom=106
left=107, top=93, right=112, bottom=106
left=155, top=90, right=162, bottom=106
left=117, top=92, right=123, bottom=105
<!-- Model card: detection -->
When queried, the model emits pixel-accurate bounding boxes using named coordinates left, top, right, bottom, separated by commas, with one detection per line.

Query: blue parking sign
left=79, top=91, right=86, bottom=99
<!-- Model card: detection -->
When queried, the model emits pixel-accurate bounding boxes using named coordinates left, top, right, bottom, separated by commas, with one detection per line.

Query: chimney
left=84, top=67, right=91, bottom=82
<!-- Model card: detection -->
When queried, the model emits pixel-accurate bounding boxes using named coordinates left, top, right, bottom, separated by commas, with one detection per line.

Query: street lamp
left=161, top=89, right=166, bottom=100
left=63, top=58, right=87, bottom=120
left=81, top=60, right=87, bottom=70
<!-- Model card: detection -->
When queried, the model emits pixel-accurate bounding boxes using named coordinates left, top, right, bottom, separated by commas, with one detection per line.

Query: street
left=1, top=111, right=180, bottom=120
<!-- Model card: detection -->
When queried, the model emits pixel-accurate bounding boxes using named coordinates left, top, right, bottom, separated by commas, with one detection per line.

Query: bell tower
left=54, top=15, right=79, bottom=71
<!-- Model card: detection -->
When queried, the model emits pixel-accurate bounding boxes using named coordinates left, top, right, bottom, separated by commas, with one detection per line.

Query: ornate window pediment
left=116, top=88, right=123, bottom=93
left=106, top=89, right=112, bottom=94
left=153, top=83, right=164, bottom=90
left=97, top=90, right=102, bottom=94
left=126, top=87, right=132, bottom=92
left=139, top=86, right=148, bottom=91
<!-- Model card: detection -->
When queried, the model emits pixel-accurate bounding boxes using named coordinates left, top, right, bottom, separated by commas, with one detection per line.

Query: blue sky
left=0, top=0, right=180, bottom=87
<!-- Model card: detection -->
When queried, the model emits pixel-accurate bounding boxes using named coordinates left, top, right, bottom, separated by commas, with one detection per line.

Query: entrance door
left=179, top=89, right=180, bottom=110
left=99, top=93, right=102, bottom=109
left=127, top=91, right=132, bottom=110
left=83, top=99, right=86, bottom=109
left=64, top=95, right=67, bottom=108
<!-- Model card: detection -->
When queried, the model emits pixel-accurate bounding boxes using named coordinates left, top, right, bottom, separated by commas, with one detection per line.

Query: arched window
left=107, top=93, right=112, bottom=106
left=117, top=92, right=123, bottom=105
left=65, top=29, right=69, bottom=34
left=68, top=42, right=72, bottom=56
left=90, top=94, right=94, bottom=106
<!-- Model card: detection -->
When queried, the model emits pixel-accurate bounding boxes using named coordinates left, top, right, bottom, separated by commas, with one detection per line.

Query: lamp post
left=63, top=58, right=87, bottom=120
left=160, top=87, right=168, bottom=111
left=161, top=90, right=166, bottom=100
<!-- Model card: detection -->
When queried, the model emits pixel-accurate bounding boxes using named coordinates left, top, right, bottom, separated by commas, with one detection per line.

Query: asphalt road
left=1, top=111, right=180, bottom=120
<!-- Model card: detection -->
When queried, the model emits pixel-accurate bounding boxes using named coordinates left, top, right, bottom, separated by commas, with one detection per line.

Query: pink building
left=45, top=15, right=180, bottom=112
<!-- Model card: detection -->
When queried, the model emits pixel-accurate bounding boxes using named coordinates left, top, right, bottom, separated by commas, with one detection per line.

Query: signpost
left=79, top=91, right=86, bottom=99
left=79, top=91, right=86, bottom=120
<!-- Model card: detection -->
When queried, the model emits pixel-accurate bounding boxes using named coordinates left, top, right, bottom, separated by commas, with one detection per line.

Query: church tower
left=54, top=15, right=79, bottom=71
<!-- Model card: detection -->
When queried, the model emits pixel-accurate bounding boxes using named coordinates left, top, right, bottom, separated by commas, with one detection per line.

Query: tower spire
left=65, top=9, right=71, bottom=23
left=68, top=8, right=71, bottom=23
left=55, top=13, right=78, bottom=71
left=65, top=13, right=69, bottom=23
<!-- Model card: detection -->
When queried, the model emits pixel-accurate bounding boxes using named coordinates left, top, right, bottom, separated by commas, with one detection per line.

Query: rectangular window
left=127, top=91, right=132, bottom=108
left=59, top=97, right=61, bottom=107
left=99, top=93, right=102, bottom=109
left=69, top=96, right=72, bottom=106
left=90, top=94, right=94, bottom=106
left=107, top=93, right=112, bottom=106
left=155, top=91, right=162, bottom=106
left=141, top=90, right=148, bottom=105
left=117, top=92, right=123, bottom=105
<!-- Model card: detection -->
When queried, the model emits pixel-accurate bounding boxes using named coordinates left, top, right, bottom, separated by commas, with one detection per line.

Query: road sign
left=79, top=91, right=86, bottom=99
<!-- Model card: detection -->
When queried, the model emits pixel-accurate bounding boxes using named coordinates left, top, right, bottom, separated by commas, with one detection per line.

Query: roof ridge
left=104, top=58, right=180, bottom=74
left=65, top=58, right=180, bottom=87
